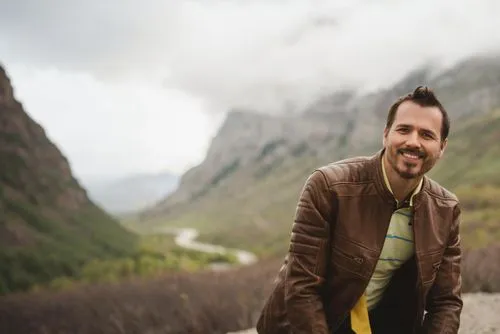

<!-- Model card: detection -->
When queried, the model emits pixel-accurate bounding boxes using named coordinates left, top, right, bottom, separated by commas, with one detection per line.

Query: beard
left=396, top=165, right=422, bottom=179
left=387, top=147, right=430, bottom=180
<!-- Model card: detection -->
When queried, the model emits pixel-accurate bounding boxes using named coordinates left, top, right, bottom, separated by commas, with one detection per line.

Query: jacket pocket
left=330, top=234, right=376, bottom=280
left=420, top=248, right=444, bottom=286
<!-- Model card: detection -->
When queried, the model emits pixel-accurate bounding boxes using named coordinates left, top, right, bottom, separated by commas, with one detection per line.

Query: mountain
left=137, top=54, right=500, bottom=258
left=84, top=172, right=179, bottom=215
left=0, top=64, right=138, bottom=294
left=147, top=106, right=343, bottom=214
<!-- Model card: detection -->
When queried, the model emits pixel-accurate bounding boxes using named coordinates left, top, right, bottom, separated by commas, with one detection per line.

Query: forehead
left=392, top=100, right=443, bottom=134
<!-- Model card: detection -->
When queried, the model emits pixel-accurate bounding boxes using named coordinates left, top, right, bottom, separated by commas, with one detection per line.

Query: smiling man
left=257, top=86, right=463, bottom=334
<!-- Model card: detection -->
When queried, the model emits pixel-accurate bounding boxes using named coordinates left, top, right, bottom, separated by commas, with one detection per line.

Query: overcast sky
left=1, top=0, right=499, bottom=183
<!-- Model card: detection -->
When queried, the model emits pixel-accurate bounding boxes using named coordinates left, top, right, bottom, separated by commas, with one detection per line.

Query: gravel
left=460, top=293, right=500, bottom=333
left=229, top=293, right=500, bottom=334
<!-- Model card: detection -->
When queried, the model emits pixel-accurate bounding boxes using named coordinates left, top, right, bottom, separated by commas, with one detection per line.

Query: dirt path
left=229, top=293, right=500, bottom=334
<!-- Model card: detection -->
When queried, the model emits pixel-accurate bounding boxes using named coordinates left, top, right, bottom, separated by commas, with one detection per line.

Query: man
left=256, top=86, right=463, bottom=333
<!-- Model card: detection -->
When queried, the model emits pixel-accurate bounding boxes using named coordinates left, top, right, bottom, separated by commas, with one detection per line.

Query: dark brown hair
left=386, top=86, right=450, bottom=141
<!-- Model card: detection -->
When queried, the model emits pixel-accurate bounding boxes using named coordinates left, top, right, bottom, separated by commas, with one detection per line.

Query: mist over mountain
left=84, top=172, right=179, bottom=215
left=145, top=53, right=500, bottom=218
left=137, top=52, right=500, bottom=267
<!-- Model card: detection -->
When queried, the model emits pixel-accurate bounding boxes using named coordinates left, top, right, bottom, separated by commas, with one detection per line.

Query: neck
left=382, top=153, right=422, bottom=202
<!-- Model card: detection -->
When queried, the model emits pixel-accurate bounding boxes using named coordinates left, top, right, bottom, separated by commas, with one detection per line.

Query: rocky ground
left=459, top=293, right=500, bottom=333
left=229, top=293, right=500, bottom=334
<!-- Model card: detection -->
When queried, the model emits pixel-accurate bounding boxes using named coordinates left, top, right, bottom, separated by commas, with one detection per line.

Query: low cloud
left=162, top=0, right=500, bottom=112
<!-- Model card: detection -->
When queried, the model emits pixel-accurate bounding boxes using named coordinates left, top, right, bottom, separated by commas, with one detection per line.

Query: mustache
left=398, top=148, right=426, bottom=158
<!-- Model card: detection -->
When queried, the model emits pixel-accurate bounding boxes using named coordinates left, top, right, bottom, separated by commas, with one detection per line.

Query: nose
left=405, top=130, right=421, bottom=148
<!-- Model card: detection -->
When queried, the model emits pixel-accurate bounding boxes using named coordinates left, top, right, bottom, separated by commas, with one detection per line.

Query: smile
left=399, top=150, right=424, bottom=160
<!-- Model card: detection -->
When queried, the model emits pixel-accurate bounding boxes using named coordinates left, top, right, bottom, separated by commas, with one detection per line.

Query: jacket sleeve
left=284, top=169, right=334, bottom=334
left=422, top=203, right=464, bottom=334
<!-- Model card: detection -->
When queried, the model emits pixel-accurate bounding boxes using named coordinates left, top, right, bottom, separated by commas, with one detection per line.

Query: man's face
left=383, top=100, right=447, bottom=180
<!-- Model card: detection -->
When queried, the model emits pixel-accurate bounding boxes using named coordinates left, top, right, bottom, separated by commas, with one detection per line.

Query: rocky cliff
left=151, top=107, right=343, bottom=212
left=0, top=64, right=137, bottom=294
left=0, top=67, right=87, bottom=222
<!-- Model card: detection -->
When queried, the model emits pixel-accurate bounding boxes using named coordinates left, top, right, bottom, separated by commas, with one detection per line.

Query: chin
left=396, top=165, right=422, bottom=179
left=397, top=171, right=420, bottom=180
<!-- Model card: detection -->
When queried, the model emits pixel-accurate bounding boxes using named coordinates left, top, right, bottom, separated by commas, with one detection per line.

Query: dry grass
left=462, top=244, right=500, bottom=293
left=0, top=259, right=280, bottom=334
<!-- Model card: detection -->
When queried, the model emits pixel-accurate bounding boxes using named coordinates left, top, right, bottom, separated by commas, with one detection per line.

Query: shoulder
left=314, top=155, right=375, bottom=187
left=422, top=176, right=460, bottom=208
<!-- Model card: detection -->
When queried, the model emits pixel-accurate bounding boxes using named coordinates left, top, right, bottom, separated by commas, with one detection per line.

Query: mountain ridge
left=144, top=54, right=500, bottom=216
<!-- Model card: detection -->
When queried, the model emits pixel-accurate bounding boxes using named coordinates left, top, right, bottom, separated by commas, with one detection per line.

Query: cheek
left=425, top=145, right=442, bottom=159
left=388, top=135, right=406, bottom=147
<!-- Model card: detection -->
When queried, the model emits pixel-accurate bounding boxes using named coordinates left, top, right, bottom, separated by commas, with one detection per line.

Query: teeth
left=403, top=152, right=419, bottom=159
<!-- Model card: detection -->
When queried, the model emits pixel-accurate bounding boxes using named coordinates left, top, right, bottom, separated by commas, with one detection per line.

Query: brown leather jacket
left=256, top=150, right=463, bottom=334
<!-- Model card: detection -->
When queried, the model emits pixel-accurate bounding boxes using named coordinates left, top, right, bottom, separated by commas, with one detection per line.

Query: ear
left=438, top=138, right=448, bottom=158
left=383, top=127, right=389, bottom=147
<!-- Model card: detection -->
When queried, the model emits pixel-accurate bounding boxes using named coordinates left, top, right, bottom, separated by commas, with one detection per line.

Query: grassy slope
left=135, top=110, right=500, bottom=258
left=0, top=198, right=139, bottom=294
left=427, top=109, right=500, bottom=249
left=0, top=104, right=139, bottom=293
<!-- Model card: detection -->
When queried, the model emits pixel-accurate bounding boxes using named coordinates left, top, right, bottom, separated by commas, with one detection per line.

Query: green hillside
left=427, top=109, right=500, bottom=249
left=139, top=109, right=500, bottom=258
left=0, top=201, right=139, bottom=294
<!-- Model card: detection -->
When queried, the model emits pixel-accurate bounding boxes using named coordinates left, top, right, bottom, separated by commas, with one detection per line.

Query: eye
left=397, top=127, right=409, bottom=133
left=421, top=132, right=435, bottom=140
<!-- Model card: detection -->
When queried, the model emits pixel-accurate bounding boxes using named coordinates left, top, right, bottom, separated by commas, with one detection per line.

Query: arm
left=422, top=204, right=463, bottom=334
left=284, top=169, right=334, bottom=334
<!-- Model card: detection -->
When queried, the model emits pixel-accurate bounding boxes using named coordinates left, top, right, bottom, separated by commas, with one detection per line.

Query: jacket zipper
left=330, top=201, right=395, bottom=333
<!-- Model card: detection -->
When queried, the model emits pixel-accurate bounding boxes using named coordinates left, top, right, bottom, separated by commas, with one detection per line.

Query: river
left=156, top=227, right=258, bottom=268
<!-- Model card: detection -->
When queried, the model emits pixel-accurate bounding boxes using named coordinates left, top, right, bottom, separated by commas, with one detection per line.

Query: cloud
left=0, top=0, right=176, bottom=80
left=162, top=0, right=500, bottom=112
left=2, top=0, right=500, bottom=114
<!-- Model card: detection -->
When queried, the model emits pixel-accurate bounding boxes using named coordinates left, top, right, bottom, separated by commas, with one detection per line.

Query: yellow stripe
left=351, top=293, right=372, bottom=333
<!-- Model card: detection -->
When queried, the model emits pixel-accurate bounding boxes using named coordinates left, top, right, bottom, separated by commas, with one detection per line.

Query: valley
left=1, top=52, right=500, bottom=334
